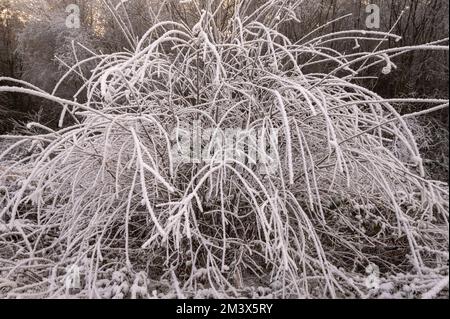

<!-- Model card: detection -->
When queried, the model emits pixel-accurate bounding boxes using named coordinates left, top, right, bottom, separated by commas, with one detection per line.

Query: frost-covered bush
left=0, top=0, right=448, bottom=299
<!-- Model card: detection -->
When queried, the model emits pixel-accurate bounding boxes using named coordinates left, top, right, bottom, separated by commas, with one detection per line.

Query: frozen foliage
left=0, top=0, right=449, bottom=299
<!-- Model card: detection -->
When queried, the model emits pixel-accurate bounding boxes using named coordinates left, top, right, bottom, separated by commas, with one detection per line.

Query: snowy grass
left=0, top=1, right=449, bottom=299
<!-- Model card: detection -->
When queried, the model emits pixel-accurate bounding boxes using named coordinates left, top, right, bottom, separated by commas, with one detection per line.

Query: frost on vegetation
left=0, top=0, right=449, bottom=299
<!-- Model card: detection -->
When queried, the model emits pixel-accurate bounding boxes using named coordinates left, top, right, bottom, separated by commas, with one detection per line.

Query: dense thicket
left=0, top=0, right=448, bottom=299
